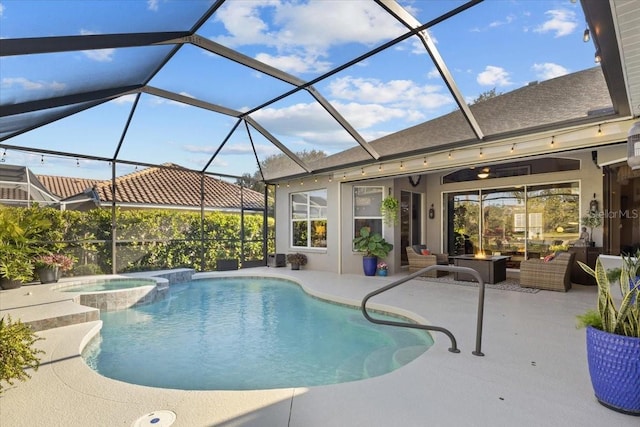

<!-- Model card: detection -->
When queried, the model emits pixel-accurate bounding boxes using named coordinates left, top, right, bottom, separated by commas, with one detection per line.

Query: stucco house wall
left=275, top=148, right=618, bottom=276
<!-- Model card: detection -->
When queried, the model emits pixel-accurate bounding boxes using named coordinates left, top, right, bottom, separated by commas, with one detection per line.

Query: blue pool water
left=82, top=277, right=433, bottom=390
left=61, top=279, right=155, bottom=292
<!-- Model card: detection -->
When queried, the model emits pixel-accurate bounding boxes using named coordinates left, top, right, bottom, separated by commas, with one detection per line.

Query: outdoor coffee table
left=452, top=255, right=511, bottom=284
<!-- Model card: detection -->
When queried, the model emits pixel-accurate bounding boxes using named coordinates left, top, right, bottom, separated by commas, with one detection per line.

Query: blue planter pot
left=586, top=326, right=640, bottom=415
left=378, top=269, right=388, bottom=276
left=362, top=256, right=378, bottom=276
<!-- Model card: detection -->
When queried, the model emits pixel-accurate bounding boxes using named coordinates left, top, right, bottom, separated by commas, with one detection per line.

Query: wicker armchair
left=406, top=245, right=449, bottom=278
left=519, top=251, right=576, bottom=292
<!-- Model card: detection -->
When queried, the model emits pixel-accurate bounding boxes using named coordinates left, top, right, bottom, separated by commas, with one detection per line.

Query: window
left=353, top=186, right=383, bottom=241
left=291, top=189, right=327, bottom=248
left=446, top=181, right=579, bottom=266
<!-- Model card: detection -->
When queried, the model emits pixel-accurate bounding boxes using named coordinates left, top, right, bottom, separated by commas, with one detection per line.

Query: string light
left=342, top=173, right=346, bottom=180
left=300, top=180, right=304, bottom=186
left=378, top=164, right=382, bottom=172
left=448, top=151, right=452, bottom=159
left=510, top=144, right=515, bottom=154
left=314, top=177, right=318, bottom=183
left=286, top=182, right=290, bottom=188
left=583, top=27, right=590, bottom=42
left=550, top=136, right=555, bottom=147
left=361, top=168, right=365, bottom=176
left=41, top=155, right=44, bottom=165
left=423, top=157, right=427, bottom=166
left=1, top=149, right=5, bottom=162
left=328, top=177, right=332, bottom=183
left=479, top=148, right=483, bottom=157
left=594, top=50, right=601, bottom=63
left=399, top=161, right=404, bottom=170
left=597, top=124, right=602, bottom=136
left=76, top=158, right=80, bottom=167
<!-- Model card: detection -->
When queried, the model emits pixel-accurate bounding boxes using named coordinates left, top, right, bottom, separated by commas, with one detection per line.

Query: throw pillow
left=421, top=249, right=431, bottom=256
left=543, top=254, right=555, bottom=263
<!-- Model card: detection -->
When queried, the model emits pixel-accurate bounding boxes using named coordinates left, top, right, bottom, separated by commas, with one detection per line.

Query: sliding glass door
left=445, top=182, right=579, bottom=268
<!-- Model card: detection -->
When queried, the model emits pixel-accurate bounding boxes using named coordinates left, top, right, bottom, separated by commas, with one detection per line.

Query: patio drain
left=133, top=410, right=176, bottom=426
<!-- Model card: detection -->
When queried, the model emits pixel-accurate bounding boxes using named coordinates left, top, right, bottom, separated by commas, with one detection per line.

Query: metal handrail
left=361, top=264, right=487, bottom=356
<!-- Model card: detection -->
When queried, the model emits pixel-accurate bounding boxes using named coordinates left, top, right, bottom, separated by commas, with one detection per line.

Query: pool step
left=392, top=345, right=430, bottom=367
left=334, top=352, right=367, bottom=382
left=363, top=346, right=398, bottom=378
left=20, top=300, right=100, bottom=332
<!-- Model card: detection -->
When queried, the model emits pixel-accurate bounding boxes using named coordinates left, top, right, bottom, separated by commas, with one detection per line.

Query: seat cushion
left=412, top=244, right=426, bottom=253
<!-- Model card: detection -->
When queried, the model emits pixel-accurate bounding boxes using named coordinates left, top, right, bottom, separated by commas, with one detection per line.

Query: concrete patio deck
left=0, top=267, right=637, bottom=426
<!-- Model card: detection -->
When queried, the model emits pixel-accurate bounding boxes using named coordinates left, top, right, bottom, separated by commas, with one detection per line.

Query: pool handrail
left=361, top=264, right=486, bottom=356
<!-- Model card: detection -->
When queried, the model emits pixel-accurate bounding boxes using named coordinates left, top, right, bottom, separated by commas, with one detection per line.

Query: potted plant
left=381, top=196, right=399, bottom=226
left=0, top=249, right=34, bottom=290
left=34, top=253, right=75, bottom=284
left=581, top=209, right=602, bottom=246
left=377, top=261, right=388, bottom=277
left=0, top=315, right=44, bottom=394
left=352, top=226, right=393, bottom=276
left=286, top=253, right=308, bottom=270
left=576, top=249, right=640, bottom=415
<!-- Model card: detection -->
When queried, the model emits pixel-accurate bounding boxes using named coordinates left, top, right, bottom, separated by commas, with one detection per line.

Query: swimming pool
left=82, top=276, right=433, bottom=390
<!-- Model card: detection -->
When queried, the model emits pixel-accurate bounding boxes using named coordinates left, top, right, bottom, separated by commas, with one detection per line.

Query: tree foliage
left=3, top=206, right=274, bottom=276
left=236, top=149, right=327, bottom=192
left=472, top=88, right=502, bottom=104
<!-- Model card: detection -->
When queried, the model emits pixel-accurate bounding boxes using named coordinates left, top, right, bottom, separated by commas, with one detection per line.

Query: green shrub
left=0, top=316, right=45, bottom=394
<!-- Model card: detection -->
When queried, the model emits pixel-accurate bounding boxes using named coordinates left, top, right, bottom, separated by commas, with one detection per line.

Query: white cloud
left=249, top=100, right=417, bottom=147
left=212, top=1, right=405, bottom=74
left=532, top=62, right=569, bottom=80
left=534, top=9, right=577, bottom=38
left=184, top=143, right=279, bottom=157
left=147, top=0, right=159, bottom=11
left=1, top=77, right=65, bottom=91
left=488, top=15, right=515, bottom=29
left=149, top=92, right=196, bottom=108
left=255, top=52, right=331, bottom=74
left=111, top=94, right=137, bottom=105
left=79, top=29, right=115, bottom=62
left=0, top=3, right=5, bottom=17
left=327, top=76, right=452, bottom=110
left=477, top=66, right=512, bottom=87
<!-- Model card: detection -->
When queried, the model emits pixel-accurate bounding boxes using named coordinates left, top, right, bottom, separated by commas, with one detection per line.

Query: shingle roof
left=37, top=164, right=264, bottom=210
left=278, top=67, right=614, bottom=177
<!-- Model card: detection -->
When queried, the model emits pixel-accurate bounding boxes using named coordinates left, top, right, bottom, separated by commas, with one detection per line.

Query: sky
left=0, top=0, right=598, bottom=181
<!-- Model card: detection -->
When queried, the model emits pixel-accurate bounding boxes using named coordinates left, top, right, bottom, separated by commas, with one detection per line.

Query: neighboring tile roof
left=37, top=175, right=99, bottom=199
left=37, top=164, right=264, bottom=210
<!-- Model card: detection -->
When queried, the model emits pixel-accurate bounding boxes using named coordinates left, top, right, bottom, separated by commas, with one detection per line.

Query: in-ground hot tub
left=52, top=277, right=169, bottom=311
